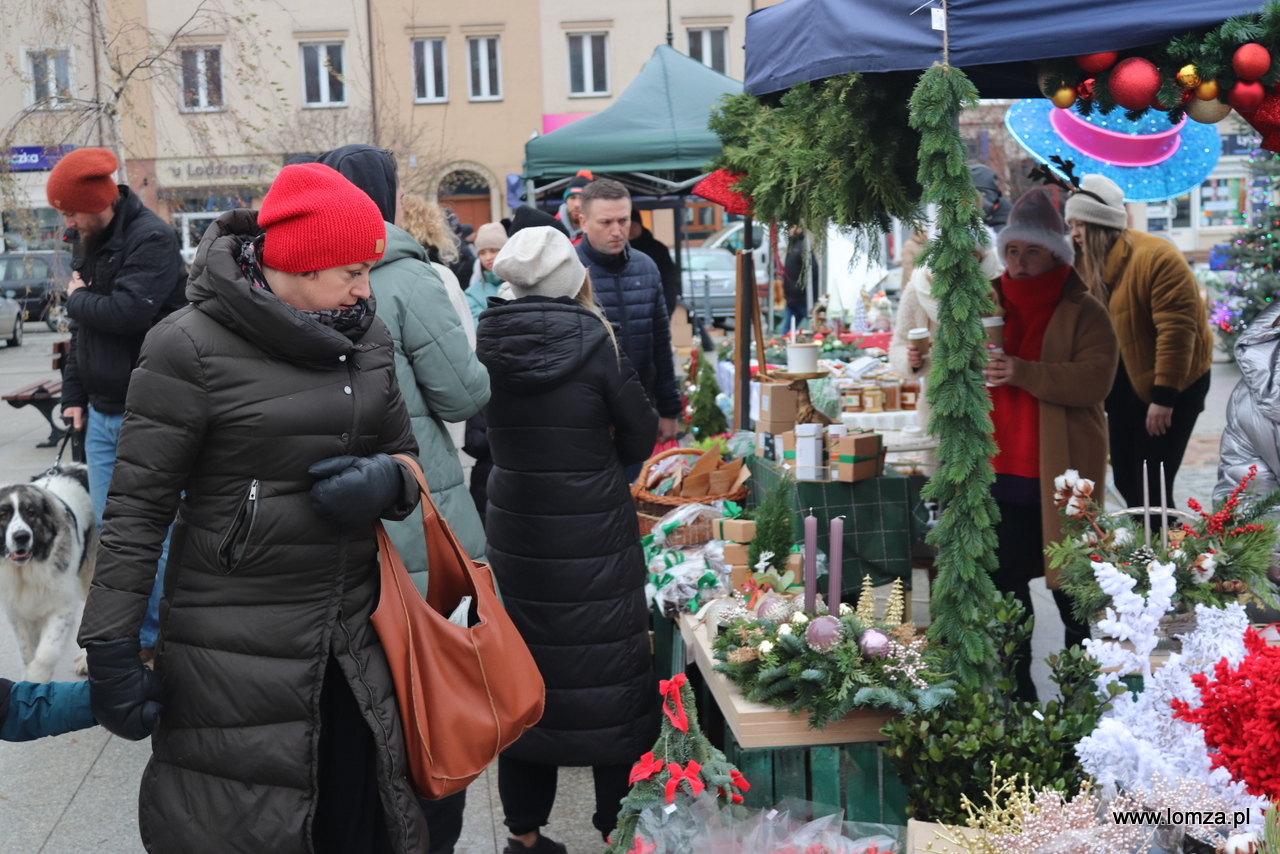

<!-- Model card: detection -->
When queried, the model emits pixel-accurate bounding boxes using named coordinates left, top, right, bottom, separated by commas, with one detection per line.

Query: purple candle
left=828, top=517, right=844, bottom=612
left=804, top=511, right=818, bottom=612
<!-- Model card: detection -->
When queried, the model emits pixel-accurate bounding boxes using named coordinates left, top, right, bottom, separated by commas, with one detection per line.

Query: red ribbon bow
left=625, top=835, right=657, bottom=854
left=659, top=673, right=689, bottom=733
left=628, top=751, right=664, bottom=784
left=729, top=768, right=751, bottom=792
left=663, top=761, right=705, bottom=803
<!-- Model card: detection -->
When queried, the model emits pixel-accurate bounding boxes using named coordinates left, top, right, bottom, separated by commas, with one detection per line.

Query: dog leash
left=43, top=429, right=75, bottom=477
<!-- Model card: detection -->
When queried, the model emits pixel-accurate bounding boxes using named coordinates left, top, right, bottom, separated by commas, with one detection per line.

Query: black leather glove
left=86, top=638, right=165, bottom=741
left=308, top=454, right=405, bottom=529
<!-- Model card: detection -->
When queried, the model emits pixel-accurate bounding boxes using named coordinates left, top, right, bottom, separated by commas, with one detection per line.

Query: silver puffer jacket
left=1217, top=301, right=1280, bottom=504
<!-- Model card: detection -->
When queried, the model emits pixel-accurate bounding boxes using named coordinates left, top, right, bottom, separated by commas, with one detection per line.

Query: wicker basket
left=631, top=447, right=749, bottom=517
left=637, top=511, right=719, bottom=547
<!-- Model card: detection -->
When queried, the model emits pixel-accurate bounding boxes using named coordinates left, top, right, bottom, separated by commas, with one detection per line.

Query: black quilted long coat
left=77, top=209, right=428, bottom=854
left=476, top=296, right=660, bottom=767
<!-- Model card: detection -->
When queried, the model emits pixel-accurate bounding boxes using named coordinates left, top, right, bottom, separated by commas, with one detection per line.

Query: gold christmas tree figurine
left=855, top=574, right=876, bottom=624
left=884, top=577, right=905, bottom=626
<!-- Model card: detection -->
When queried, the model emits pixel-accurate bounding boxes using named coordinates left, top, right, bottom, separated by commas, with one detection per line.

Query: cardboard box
left=778, top=432, right=796, bottom=467
left=723, top=542, right=751, bottom=566
left=752, top=381, right=798, bottom=427
left=835, top=432, right=883, bottom=483
left=716, top=518, right=756, bottom=543
left=754, top=416, right=796, bottom=435
left=787, top=551, right=804, bottom=579
left=669, top=306, right=693, bottom=349
left=754, top=432, right=778, bottom=461
left=729, top=564, right=750, bottom=592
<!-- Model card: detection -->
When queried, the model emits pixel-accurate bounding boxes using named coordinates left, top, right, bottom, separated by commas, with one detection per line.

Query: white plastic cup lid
left=981, top=316, right=1005, bottom=327
left=907, top=327, right=930, bottom=339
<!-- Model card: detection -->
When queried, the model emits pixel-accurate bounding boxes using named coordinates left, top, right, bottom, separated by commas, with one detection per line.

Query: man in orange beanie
left=46, top=146, right=187, bottom=656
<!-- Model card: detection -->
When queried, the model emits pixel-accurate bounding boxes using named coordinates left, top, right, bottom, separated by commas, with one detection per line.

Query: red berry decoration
left=1233, top=43, right=1272, bottom=81
left=1078, top=78, right=1097, bottom=101
left=1230, top=80, right=1266, bottom=111
left=1076, top=52, right=1118, bottom=74
left=1109, top=57, right=1162, bottom=111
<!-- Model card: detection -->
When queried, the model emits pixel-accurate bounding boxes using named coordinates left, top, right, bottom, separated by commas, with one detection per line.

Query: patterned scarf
left=238, top=236, right=369, bottom=332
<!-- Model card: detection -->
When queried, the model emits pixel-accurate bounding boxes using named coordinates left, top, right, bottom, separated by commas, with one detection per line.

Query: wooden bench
left=4, top=338, right=72, bottom=448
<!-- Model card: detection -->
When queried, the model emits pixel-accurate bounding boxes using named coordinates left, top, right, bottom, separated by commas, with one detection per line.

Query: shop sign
left=5, top=145, right=75, bottom=171
left=157, top=156, right=281, bottom=188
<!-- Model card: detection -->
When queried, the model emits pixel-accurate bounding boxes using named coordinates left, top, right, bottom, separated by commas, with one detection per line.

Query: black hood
left=316, top=144, right=397, bottom=223
left=510, top=205, right=569, bottom=238
left=476, top=298, right=609, bottom=395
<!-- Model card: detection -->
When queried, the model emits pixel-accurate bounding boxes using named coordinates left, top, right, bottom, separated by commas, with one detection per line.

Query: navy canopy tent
left=744, top=0, right=1260, bottom=95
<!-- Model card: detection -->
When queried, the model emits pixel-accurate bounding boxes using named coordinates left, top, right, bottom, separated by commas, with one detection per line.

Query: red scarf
left=990, top=265, right=1070, bottom=479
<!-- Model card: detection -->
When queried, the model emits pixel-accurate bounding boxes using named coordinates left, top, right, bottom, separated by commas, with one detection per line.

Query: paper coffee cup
left=982, top=316, right=1005, bottom=350
left=908, top=327, right=931, bottom=357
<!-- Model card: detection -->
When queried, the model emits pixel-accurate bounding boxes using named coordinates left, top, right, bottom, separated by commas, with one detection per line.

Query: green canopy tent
left=522, top=44, right=742, bottom=200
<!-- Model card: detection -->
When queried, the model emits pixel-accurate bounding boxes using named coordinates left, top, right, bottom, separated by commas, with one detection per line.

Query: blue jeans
left=87, top=407, right=169, bottom=649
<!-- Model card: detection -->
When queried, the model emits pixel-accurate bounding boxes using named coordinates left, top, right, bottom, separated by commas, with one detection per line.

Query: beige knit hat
left=996, top=189, right=1074, bottom=266
left=492, top=226, right=585, bottom=299
left=475, top=222, right=508, bottom=252
left=1063, top=174, right=1127, bottom=230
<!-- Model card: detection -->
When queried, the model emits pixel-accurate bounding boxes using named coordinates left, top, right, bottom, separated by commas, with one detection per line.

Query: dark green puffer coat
left=77, top=209, right=429, bottom=854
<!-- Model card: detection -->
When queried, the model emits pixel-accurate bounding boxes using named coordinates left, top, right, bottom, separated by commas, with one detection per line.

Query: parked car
left=701, top=221, right=773, bottom=285
left=679, top=247, right=740, bottom=323
left=0, top=296, right=25, bottom=347
left=0, top=251, right=71, bottom=330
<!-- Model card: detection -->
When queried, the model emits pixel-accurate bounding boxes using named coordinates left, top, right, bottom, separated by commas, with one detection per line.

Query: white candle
left=790, top=315, right=797, bottom=342
left=1160, top=462, right=1169, bottom=551
left=1143, top=460, right=1151, bottom=548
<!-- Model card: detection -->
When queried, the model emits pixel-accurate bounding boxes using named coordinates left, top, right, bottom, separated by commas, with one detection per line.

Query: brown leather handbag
left=372, top=454, right=545, bottom=800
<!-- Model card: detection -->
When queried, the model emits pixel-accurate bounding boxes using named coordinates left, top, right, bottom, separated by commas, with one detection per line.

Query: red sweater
left=990, top=265, right=1070, bottom=479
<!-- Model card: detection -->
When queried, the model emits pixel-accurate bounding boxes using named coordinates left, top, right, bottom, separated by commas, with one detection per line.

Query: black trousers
left=313, top=655, right=395, bottom=854
left=990, top=500, right=1090, bottom=703
left=497, top=754, right=632, bottom=839
left=1107, top=366, right=1211, bottom=510
left=419, top=791, right=467, bottom=854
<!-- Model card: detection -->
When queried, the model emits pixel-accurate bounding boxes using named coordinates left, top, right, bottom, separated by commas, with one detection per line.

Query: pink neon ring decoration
left=1048, top=107, right=1183, bottom=167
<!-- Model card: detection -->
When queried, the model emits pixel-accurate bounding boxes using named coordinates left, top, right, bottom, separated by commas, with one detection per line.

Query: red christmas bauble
left=1109, top=57, right=1162, bottom=111
left=1233, top=43, right=1272, bottom=81
left=1231, top=80, right=1266, bottom=111
left=1078, top=78, right=1097, bottom=101
left=1077, top=52, right=1119, bottom=74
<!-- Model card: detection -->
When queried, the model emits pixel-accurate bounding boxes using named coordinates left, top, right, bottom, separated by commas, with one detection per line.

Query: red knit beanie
left=258, top=163, right=386, bottom=273
left=45, top=148, right=119, bottom=213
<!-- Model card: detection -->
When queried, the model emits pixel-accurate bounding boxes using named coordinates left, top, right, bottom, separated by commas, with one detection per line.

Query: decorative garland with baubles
left=1036, top=1, right=1280, bottom=150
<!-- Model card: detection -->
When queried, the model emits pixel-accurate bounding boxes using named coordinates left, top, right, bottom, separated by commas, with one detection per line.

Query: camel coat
left=998, top=271, right=1119, bottom=587
left=1104, top=230, right=1213, bottom=405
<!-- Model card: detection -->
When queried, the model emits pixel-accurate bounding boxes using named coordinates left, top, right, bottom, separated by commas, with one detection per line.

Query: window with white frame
left=567, top=33, right=609, bottom=96
left=413, top=38, right=447, bottom=103
left=26, top=48, right=72, bottom=108
left=687, top=28, right=727, bottom=74
left=301, top=42, right=345, bottom=106
left=467, top=36, right=501, bottom=101
left=180, top=47, right=223, bottom=111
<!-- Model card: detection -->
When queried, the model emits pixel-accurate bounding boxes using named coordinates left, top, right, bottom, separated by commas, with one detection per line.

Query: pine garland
left=910, top=65, right=1002, bottom=688
left=709, top=72, right=923, bottom=244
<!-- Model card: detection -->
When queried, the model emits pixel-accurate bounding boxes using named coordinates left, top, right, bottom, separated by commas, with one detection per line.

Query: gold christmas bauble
left=1176, top=64, right=1201, bottom=88
left=1051, top=86, right=1078, bottom=109
left=1196, top=79, right=1220, bottom=101
left=1185, top=95, right=1233, bottom=123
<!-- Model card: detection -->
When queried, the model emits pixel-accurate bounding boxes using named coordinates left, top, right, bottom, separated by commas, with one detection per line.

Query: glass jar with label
left=863, top=385, right=885, bottom=414
left=901, top=378, right=921, bottom=410
left=840, top=382, right=864, bottom=412
left=879, top=375, right=902, bottom=411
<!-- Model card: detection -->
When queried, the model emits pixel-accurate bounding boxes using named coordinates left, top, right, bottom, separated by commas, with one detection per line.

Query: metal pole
left=738, top=215, right=755, bottom=430
left=666, top=0, right=674, bottom=46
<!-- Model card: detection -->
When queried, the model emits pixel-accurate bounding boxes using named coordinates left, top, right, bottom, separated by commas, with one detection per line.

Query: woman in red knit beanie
left=983, top=189, right=1118, bottom=703
left=77, top=162, right=430, bottom=854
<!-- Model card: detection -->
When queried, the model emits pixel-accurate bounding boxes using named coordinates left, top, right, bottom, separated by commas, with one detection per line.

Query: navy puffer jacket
left=577, top=241, right=681, bottom=418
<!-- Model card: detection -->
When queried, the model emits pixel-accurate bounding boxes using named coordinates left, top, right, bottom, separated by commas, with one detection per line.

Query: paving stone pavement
left=0, top=328, right=1247, bottom=851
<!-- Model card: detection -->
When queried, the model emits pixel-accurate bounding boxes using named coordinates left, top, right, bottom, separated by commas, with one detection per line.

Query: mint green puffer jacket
left=373, top=224, right=490, bottom=587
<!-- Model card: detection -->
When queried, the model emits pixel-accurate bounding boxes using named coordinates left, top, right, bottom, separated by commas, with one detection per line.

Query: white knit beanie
left=475, top=222, right=508, bottom=252
left=996, top=189, right=1075, bottom=266
left=492, top=226, right=585, bottom=299
left=1062, top=174, right=1127, bottom=230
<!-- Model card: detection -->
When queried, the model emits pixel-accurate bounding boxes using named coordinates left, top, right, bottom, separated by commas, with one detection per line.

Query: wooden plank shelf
left=677, top=613, right=895, bottom=749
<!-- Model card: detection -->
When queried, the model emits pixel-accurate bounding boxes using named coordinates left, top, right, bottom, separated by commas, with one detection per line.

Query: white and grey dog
left=0, top=464, right=97, bottom=682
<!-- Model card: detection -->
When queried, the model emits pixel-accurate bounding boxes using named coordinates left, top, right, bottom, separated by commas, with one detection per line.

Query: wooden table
left=678, top=612, right=908, bottom=822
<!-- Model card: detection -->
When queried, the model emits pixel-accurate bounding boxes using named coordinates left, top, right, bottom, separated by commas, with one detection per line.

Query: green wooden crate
left=723, top=726, right=909, bottom=823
